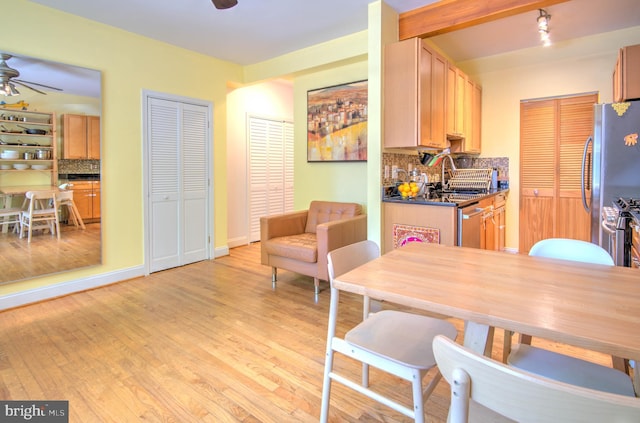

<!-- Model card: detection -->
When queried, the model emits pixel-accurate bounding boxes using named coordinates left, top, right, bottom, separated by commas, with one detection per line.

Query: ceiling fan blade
left=12, top=80, right=48, bottom=95
left=14, top=79, right=63, bottom=91
left=211, top=0, right=237, bottom=9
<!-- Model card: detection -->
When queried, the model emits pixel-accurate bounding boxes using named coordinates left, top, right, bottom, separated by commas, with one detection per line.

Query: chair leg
left=503, top=330, right=513, bottom=363
left=320, top=287, right=340, bottom=423
left=612, top=356, right=630, bottom=374
left=271, top=267, right=277, bottom=289
left=411, top=368, right=425, bottom=423
left=519, top=334, right=533, bottom=345
left=362, top=295, right=371, bottom=387
left=314, top=277, right=319, bottom=296
left=70, top=203, right=86, bottom=229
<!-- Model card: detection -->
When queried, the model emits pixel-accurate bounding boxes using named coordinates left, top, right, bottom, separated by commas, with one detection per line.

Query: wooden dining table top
left=0, top=185, right=59, bottom=195
left=333, top=242, right=640, bottom=362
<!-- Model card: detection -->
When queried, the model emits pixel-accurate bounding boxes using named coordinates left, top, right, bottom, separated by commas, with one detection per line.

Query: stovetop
left=613, top=197, right=640, bottom=220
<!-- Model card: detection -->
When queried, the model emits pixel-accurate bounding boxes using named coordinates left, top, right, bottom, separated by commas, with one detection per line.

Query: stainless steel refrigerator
left=582, top=100, right=640, bottom=251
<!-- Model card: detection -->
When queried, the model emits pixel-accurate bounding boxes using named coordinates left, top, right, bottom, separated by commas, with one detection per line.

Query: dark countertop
left=58, top=173, right=100, bottom=181
left=382, top=187, right=509, bottom=208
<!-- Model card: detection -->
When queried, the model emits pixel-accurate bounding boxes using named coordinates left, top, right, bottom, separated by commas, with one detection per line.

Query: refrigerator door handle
left=581, top=135, right=592, bottom=213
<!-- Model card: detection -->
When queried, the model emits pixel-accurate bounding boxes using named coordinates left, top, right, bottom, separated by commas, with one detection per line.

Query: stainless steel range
left=609, top=197, right=640, bottom=267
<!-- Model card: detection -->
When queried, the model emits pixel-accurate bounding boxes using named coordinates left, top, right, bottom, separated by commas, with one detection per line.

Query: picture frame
left=307, top=79, right=367, bottom=162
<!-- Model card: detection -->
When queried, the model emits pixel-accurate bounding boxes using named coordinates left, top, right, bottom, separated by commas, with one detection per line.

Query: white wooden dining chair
left=0, top=207, right=22, bottom=233
left=505, top=238, right=635, bottom=397
left=19, top=190, right=60, bottom=243
left=433, top=335, right=640, bottom=423
left=56, top=190, right=86, bottom=229
left=320, top=240, right=458, bottom=423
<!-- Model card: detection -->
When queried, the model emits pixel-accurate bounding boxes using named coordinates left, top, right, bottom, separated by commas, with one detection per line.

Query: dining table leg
left=463, top=321, right=495, bottom=357
left=1, top=194, right=12, bottom=234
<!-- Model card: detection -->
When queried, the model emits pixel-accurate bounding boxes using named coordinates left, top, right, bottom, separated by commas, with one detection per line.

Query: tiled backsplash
left=58, top=159, right=100, bottom=175
left=382, top=152, right=509, bottom=186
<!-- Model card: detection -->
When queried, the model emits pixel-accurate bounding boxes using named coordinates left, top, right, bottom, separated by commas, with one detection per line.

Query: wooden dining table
left=333, top=242, right=640, bottom=391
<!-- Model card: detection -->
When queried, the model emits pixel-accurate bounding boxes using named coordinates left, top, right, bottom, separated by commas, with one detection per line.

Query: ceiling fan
left=0, top=53, right=63, bottom=96
left=211, top=0, right=238, bottom=9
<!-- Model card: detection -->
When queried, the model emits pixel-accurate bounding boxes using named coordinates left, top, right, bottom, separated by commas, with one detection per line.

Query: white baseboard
left=214, top=245, right=230, bottom=258
left=227, top=236, right=249, bottom=249
left=0, top=266, right=145, bottom=311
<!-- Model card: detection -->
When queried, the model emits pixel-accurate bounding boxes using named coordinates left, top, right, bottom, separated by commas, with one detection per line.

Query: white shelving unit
left=0, top=108, right=57, bottom=185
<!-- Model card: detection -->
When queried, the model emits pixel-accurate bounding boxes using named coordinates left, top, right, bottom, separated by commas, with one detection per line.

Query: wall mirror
left=0, top=51, right=101, bottom=284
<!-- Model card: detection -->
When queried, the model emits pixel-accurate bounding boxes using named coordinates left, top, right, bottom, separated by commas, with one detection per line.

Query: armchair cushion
left=264, top=232, right=317, bottom=263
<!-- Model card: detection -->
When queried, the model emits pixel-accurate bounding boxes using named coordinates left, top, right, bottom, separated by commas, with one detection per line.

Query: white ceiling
left=8, top=0, right=640, bottom=97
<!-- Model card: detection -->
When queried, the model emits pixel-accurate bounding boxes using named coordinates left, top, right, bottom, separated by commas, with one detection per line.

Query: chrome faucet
left=395, top=168, right=408, bottom=182
left=441, top=154, right=457, bottom=189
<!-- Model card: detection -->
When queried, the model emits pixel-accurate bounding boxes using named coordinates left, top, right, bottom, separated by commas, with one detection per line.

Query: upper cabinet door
left=63, top=114, right=101, bottom=159
left=383, top=38, right=447, bottom=149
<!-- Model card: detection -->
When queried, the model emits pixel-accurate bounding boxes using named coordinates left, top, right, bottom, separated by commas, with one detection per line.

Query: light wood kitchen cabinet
left=613, top=44, right=640, bottom=102
left=493, top=192, right=506, bottom=251
left=470, top=82, right=482, bottom=153
left=446, top=64, right=466, bottom=139
left=68, top=181, right=100, bottom=222
left=384, top=38, right=447, bottom=149
left=63, top=114, right=100, bottom=159
left=479, top=196, right=495, bottom=250
left=479, top=193, right=506, bottom=251
left=447, top=66, right=482, bottom=154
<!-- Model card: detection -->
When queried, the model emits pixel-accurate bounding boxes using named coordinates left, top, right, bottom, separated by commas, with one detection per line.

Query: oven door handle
left=602, top=219, right=616, bottom=235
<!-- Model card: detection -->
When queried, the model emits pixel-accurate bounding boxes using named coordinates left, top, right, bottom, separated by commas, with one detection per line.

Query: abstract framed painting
left=307, top=80, right=367, bottom=162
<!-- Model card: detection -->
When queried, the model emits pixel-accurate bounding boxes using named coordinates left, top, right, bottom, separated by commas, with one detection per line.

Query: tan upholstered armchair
left=260, top=201, right=367, bottom=296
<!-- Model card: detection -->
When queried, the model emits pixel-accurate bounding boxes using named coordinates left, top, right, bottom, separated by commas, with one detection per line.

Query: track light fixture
left=537, top=9, right=551, bottom=47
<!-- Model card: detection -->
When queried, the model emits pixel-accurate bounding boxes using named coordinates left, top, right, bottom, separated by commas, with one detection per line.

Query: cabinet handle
left=534, top=189, right=539, bottom=196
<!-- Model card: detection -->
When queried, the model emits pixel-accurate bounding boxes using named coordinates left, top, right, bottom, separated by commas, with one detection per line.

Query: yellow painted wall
left=462, top=26, right=640, bottom=251
left=293, top=62, right=369, bottom=210
left=0, top=0, right=242, bottom=295
left=4, top=0, right=638, bottom=300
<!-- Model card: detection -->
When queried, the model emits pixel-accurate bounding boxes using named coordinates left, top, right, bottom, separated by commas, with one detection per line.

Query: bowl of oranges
left=396, top=181, right=422, bottom=199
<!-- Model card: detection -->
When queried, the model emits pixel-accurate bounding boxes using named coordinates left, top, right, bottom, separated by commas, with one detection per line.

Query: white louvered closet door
left=148, top=97, right=209, bottom=272
left=248, top=116, right=294, bottom=242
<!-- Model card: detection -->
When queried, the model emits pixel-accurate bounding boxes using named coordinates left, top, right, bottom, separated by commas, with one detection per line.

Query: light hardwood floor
left=0, top=222, right=101, bottom=284
left=0, top=243, right=617, bottom=422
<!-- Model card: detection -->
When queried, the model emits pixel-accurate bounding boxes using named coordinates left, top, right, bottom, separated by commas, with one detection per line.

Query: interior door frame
left=142, top=90, right=214, bottom=275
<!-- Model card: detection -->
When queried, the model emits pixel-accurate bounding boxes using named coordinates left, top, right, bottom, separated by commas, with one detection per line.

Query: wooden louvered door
left=519, top=93, right=597, bottom=253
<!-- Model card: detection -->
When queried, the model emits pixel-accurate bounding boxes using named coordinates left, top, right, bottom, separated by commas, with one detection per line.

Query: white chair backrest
left=327, top=240, right=380, bottom=282
left=432, top=335, right=640, bottom=423
left=529, top=238, right=614, bottom=266
left=56, top=191, right=74, bottom=202
left=25, top=190, right=57, bottom=210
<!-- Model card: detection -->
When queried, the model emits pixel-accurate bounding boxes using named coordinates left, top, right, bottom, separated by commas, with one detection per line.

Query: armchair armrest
left=316, top=214, right=368, bottom=281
